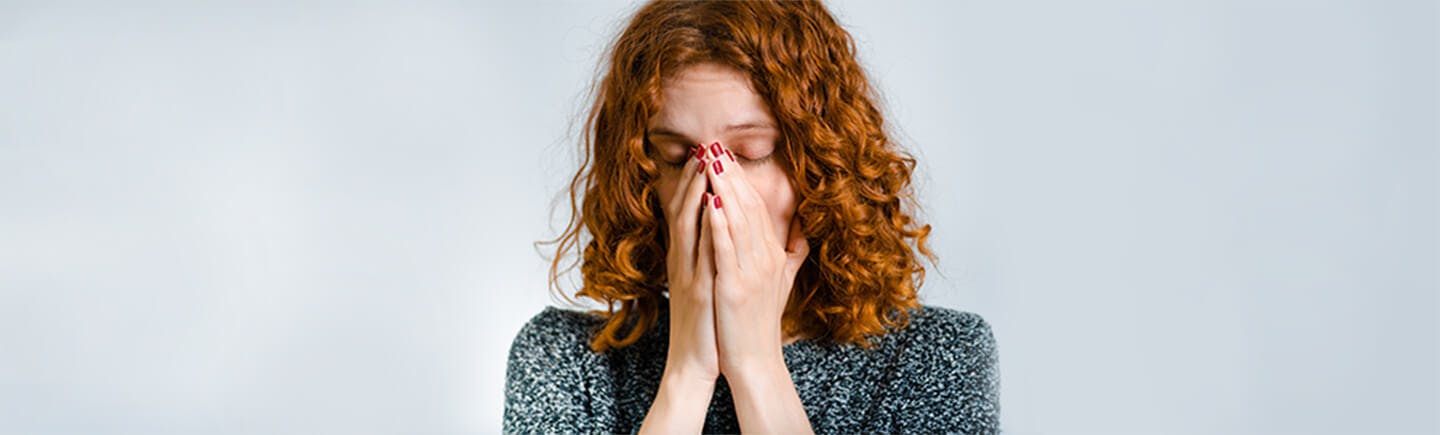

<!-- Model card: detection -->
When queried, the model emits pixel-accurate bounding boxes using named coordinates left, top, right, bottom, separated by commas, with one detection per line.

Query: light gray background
left=1, top=0, right=1434, bottom=434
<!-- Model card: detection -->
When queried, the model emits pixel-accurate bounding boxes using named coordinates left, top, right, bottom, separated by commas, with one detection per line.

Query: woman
left=505, top=1, right=998, bottom=433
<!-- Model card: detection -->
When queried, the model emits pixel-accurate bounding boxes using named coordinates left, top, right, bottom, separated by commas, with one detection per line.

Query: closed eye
left=739, top=153, right=774, bottom=166
left=648, top=146, right=687, bottom=169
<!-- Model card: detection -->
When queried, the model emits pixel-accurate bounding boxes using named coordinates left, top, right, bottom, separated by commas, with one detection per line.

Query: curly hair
left=538, top=0, right=937, bottom=352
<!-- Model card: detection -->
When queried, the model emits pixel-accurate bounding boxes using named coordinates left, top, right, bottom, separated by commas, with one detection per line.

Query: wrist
left=663, top=347, right=719, bottom=381
left=723, top=356, right=789, bottom=391
left=725, top=358, right=812, bottom=433
left=642, top=365, right=718, bottom=435
left=662, top=363, right=719, bottom=390
left=722, top=347, right=785, bottom=377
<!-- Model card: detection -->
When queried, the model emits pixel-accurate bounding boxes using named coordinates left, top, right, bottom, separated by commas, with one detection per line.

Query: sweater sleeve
left=886, top=307, right=1001, bottom=434
left=503, top=306, right=617, bottom=433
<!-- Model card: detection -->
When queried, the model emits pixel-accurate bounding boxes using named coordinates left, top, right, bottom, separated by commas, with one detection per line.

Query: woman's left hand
left=700, top=141, right=810, bottom=378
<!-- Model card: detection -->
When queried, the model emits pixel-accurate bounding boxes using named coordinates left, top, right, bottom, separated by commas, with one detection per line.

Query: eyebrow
left=646, top=120, right=777, bottom=143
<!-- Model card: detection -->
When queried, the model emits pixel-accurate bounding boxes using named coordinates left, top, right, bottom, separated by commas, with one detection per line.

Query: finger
left=667, top=144, right=710, bottom=259
left=664, top=143, right=707, bottom=217
left=714, top=142, right=777, bottom=252
left=697, top=192, right=715, bottom=281
left=704, top=149, right=753, bottom=269
left=718, top=142, right=770, bottom=217
left=706, top=189, right=739, bottom=275
left=779, top=213, right=809, bottom=314
left=782, top=212, right=810, bottom=278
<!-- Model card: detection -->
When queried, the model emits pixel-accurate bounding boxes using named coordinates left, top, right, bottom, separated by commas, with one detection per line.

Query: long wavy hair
left=539, top=0, right=937, bottom=352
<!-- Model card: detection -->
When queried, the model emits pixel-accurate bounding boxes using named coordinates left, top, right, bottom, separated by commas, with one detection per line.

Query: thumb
left=783, top=214, right=809, bottom=276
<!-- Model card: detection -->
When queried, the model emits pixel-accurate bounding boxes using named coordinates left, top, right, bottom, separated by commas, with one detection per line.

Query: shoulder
left=508, top=306, right=606, bottom=358
left=884, top=305, right=1000, bottom=433
left=896, top=304, right=998, bottom=376
left=903, top=304, right=997, bottom=352
left=503, top=306, right=618, bottom=432
left=515, top=306, right=606, bottom=342
left=505, top=306, right=611, bottom=387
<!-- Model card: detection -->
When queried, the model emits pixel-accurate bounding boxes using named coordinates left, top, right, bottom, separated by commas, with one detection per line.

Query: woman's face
left=650, top=62, right=797, bottom=251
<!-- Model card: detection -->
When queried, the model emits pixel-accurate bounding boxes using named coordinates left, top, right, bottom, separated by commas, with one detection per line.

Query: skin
left=638, top=62, right=815, bottom=434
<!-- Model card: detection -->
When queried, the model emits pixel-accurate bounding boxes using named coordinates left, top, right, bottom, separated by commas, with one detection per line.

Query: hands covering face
left=662, top=141, right=810, bottom=379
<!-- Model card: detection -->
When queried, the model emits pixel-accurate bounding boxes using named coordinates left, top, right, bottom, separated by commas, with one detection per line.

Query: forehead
left=650, top=63, right=774, bottom=131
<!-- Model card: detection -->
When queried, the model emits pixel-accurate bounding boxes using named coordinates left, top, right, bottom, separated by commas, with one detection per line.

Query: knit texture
left=503, top=302, right=999, bottom=434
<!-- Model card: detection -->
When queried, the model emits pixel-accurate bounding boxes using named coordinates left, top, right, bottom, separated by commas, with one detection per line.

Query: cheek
left=656, top=175, right=681, bottom=211
left=751, top=171, right=797, bottom=223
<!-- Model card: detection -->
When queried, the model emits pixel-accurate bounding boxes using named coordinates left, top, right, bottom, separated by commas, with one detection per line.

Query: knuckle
left=663, top=199, right=681, bottom=219
left=717, top=287, right=748, bottom=306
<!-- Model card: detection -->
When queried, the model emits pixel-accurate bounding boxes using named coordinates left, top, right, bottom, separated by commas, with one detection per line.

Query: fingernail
left=713, top=195, right=723, bottom=209
left=710, top=142, right=722, bottom=158
left=698, top=159, right=706, bottom=173
left=702, top=192, right=709, bottom=207
left=693, top=144, right=706, bottom=161
left=724, top=149, right=734, bottom=162
left=712, top=160, right=724, bottom=175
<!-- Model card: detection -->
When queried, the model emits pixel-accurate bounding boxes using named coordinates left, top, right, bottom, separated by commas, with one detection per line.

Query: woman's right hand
left=661, top=143, right=719, bottom=382
left=640, top=143, right=718, bottom=434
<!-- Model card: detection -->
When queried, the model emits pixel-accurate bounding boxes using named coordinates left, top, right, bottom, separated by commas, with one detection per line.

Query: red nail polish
left=713, top=195, right=722, bottom=208
left=710, top=142, right=722, bottom=158
left=693, top=145, right=705, bottom=161
left=702, top=192, right=709, bottom=207
left=724, top=149, right=734, bottom=162
left=698, top=159, right=705, bottom=173
left=712, top=160, right=724, bottom=175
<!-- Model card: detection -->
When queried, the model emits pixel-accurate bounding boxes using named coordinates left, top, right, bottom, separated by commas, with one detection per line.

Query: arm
left=701, top=141, right=815, bottom=433
left=641, top=143, right=726, bottom=433
left=638, top=367, right=717, bottom=433
left=727, top=359, right=813, bottom=434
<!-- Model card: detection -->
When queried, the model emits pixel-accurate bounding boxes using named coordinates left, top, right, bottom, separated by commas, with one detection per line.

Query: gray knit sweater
left=503, top=302, right=999, bottom=433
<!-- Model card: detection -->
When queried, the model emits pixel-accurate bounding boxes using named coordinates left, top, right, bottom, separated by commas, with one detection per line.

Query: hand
left=660, top=143, right=721, bottom=384
left=640, top=143, right=723, bottom=434
left=700, top=141, right=811, bottom=378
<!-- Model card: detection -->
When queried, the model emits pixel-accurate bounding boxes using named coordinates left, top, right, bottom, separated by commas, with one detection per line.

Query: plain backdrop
left=0, top=0, right=1435, bottom=434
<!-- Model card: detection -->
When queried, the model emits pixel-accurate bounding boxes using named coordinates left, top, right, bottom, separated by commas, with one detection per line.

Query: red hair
left=539, top=0, right=937, bottom=352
